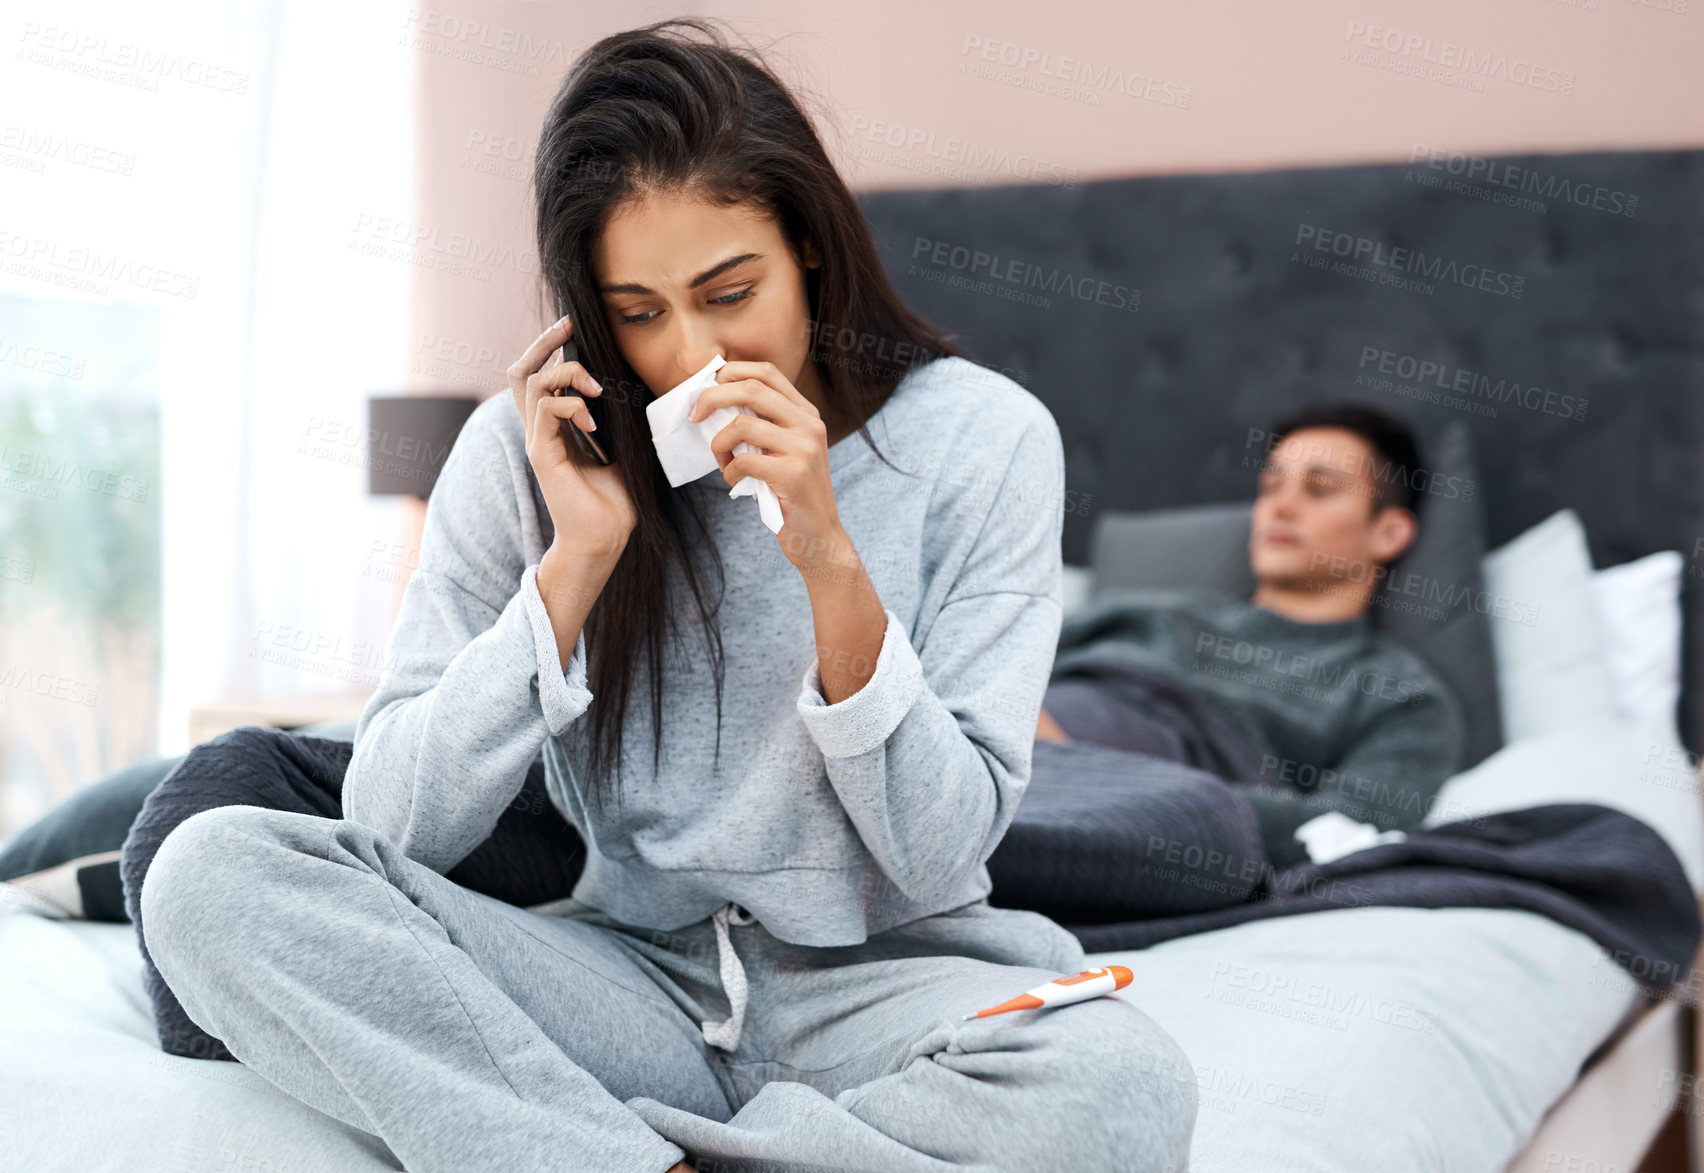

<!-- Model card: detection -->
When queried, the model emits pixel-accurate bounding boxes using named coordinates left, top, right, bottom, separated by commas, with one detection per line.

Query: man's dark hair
left=1266, top=402, right=1426, bottom=517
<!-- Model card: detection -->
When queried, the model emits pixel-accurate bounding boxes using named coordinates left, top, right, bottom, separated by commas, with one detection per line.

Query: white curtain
left=0, top=0, right=417, bottom=759
left=209, top=0, right=418, bottom=752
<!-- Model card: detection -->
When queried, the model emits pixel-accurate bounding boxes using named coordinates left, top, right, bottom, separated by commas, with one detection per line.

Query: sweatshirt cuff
left=521, top=562, right=593, bottom=737
left=796, top=607, right=925, bottom=759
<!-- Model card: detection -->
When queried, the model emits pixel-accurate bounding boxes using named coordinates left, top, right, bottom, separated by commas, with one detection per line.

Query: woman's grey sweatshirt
left=343, top=356, right=1066, bottom=947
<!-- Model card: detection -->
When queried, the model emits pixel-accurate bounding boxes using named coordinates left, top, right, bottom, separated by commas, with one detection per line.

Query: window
left=0, top=0, right=415, bottom=841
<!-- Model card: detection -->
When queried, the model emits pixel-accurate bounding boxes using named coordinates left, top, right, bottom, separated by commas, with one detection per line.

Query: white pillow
left=1480, top=509, right=1618, bottom=742
left=1061, top=562, right=1096, bottom=620
left=1425, top=719, right=1704, bottom=893
left=1592, top=550, right=1683, bottom=739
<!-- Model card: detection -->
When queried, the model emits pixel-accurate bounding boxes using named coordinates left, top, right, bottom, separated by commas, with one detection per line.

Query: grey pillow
left=1086, top=420, right=1504, bottom=769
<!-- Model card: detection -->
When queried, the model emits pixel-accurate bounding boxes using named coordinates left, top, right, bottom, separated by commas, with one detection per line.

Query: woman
left=135, top=19, right=1197, bottom=1173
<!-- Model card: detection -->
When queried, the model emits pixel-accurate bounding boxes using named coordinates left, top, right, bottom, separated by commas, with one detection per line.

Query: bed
left=2, top=713, right=1698, bottom=1172
left=1100, top=717, right=1704, bottom=1172
left=856, top=144, right=1704, bottom=1168
left=4, top=146, right=1703, bottom=1171
left=3, top=522, right=1699, bottom=1171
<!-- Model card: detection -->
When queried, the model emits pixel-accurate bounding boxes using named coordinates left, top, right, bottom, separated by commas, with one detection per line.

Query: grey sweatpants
left=140, top=805, right=1197, bottom=1173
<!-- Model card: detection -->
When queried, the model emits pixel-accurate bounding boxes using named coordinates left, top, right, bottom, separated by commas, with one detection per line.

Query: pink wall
left=402, top=0, right=1702, bottom=388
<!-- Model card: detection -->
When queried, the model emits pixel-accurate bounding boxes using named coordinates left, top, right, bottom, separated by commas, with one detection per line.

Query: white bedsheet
left=1, top=718, right=1697, bottom=1172
left=1094, top=716, right=1704, bottom=1172
left=0, top=914, right=403, bottom=1171
left=1096, top=907, right=1638, bottom=1172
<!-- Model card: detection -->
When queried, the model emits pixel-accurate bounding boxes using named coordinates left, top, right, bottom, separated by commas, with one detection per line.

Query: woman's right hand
left=507, top=315, right=637, bottom=563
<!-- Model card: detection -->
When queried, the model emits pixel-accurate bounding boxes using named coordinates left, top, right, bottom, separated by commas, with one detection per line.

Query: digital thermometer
left=961, top=965, right=1135, bottom=1020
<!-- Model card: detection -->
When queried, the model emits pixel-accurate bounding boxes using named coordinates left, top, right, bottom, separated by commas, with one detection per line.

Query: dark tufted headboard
left=857, top=149, right=1704, bottom=754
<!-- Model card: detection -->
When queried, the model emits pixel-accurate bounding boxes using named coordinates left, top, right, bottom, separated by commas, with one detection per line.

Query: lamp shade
left=366, top=394, right=479, bottom=499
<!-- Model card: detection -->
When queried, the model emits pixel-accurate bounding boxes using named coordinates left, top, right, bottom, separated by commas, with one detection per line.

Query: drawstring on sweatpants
left=700, top=901, right=757, bottom=1052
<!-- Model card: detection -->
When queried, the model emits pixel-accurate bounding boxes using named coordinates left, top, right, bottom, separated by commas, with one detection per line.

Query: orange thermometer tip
left=959, top=965, right=1134, bottom=1020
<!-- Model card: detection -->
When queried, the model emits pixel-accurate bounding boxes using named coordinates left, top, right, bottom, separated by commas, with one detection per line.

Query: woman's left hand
left=689, top=360, right=850, bottom=571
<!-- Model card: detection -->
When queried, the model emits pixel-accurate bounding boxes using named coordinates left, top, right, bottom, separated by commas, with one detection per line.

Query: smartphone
left=558, top=332, right=613, bottom=466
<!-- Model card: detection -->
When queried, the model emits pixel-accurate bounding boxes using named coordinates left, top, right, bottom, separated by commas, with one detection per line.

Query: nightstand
left=186, top=688, right=375, bottom=747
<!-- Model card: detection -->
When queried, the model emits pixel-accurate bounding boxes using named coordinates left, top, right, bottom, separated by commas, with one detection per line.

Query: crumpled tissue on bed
left=1294, top=811, right=1407, bottom=865
left=645, top=354, right=784, bottom=533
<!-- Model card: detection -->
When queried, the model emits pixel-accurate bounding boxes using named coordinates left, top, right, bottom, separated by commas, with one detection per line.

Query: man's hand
left=1035, top=706, right=1072, bottom=743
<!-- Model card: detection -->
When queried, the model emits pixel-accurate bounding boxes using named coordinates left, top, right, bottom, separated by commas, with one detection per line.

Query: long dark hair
left=531, top=17, right=962, bottom=805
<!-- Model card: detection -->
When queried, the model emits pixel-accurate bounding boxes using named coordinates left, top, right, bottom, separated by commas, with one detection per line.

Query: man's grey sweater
left=343, top=356, right=1067, bottom=947
left=1052, top=587, right=1467, bottom=865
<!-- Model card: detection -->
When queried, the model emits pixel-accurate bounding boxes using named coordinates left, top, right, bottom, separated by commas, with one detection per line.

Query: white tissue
left=1293, top=811, right=1407, bottom=865
left=645, top=354, right=784, bottom=534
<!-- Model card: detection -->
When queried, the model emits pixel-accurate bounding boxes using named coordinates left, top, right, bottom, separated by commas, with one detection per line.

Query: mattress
left=1096, top=717, right=1704, bottom=1172
left=1, top=718, right=1697, bottom=1172
left=1095, top=907, right=1639, bottom=1171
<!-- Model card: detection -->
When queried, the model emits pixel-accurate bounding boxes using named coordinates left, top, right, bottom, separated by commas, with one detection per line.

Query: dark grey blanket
left=990, top=737, right=1703, bottom=999
left=1038, top=652, right=1267, bottom=783
left=1039, top=652, right=1325, bottom=869
left=1067, top=802, right=1701, bottom=991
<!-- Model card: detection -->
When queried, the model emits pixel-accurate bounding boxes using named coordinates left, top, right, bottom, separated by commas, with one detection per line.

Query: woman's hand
left=693, top=360, right=884, bottom=703
left=507, top=315, right=636, bottom=564
left=689, top=360, right=849, bottom=571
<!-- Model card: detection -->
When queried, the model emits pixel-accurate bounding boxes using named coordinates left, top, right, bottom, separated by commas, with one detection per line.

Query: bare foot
left=1035, top=706, right=1072, bottom=744
left=665, top=1162, right=697, bottom=1173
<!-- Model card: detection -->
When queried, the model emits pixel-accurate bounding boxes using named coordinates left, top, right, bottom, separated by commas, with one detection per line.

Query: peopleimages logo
left=1295, top=225, right=1524, bottom=299
left=1306, top=551, right=1543, bottom=627
left=1192, top=632, right=1429, bottom=705
left=1356, top=346, right=1588, bottom=422
left=1245, top=427, right=1475, bottom=504
left=1408, top=144, right=1638, bottom=218
left=957, top=35, right=1194, bottom=108
left=15, top=22, right=252, bottom=94
left=1341, top=22, right=1576, bottom=95
left=846, top=116, right=1077, bottom=186
left=909, top=236, right=1141, bottom=312
left=0, top=230, right=200, bottom=299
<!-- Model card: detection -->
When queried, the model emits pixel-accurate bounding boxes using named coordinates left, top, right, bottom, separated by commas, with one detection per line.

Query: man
left=1034, top=403, right=1466, bottom=869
